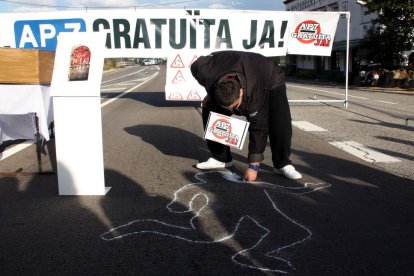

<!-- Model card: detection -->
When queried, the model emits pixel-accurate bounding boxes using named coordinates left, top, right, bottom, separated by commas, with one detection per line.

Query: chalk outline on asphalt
left=100, top=171, right=330, bottom=273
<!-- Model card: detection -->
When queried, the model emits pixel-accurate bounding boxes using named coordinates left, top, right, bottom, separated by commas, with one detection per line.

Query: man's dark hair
left=213, top=79, right=240, bottom=107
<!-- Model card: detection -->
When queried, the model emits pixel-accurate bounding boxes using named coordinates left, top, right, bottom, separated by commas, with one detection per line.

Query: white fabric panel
left=0, top=84, right=52, bottom=144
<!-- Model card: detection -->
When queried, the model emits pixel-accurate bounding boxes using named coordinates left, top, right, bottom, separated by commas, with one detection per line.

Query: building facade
left=283, top=0, right=377, bottom=83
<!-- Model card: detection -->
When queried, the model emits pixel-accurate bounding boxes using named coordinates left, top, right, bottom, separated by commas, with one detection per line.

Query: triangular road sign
left=170, top=54, right=185, bottom=68
left=188, top=55, right=198, bottom=68
left=168, top=92, right=183, bottom=100
left=172, top=70, right=185, bottom=84
left=187, top=89, right=202, bottom=100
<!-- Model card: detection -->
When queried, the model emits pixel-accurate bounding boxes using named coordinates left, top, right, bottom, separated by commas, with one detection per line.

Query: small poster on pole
left=68, top=45, right=91, bottom=81
left=204, top=112, right=249, bottom=150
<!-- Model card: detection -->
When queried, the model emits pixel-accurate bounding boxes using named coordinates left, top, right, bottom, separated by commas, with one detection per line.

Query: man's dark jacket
left=190, top=50, right=286, bottom=162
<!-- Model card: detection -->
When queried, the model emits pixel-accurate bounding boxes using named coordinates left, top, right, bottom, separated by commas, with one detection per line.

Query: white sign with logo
left=0, top=9, right=340, bottom=57
left=0, top=9, right=342, bottom=101
left=287, top=12, right=340, bottom=56
left=204, top=112, right=250, bottom=150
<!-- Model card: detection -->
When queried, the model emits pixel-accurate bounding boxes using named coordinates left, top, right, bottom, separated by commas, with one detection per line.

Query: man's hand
left=244, top=162, right=260, bottom=181
left=244, top=168, right=258, bottom=182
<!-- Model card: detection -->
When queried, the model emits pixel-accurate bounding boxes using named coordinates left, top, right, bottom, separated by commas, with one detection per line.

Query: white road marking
left=292, top=121, right=327, bottom=132
left=0, top=68, right=159, bottom=161
left=375, top=100, right=397, bottom=105
left=101, top=78, right=150, bottom=91
left=329, top=141, right=400, bottom=163
left=101, top=67, right=148, bottom=85
left=100, top=87, right=126, bottom=92
left=101, top=71, right=159, bottom=108
left=288, top=83, right=407, bottom=106
left=0, top=141, right=33, bottom=161
left=288, top=84, right=335, bottom=94
left=292, top=121, right=401, bottom=163
left=347, top=95, right=369, bottom=99
left=287, top=84, right=369, bottom=100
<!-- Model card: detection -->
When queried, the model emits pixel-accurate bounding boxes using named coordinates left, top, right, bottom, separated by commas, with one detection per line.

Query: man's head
left=213, top=79, right=242, bottom=109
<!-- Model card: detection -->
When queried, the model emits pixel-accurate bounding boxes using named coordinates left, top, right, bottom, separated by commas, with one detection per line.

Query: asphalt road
left=0, top=64, right=414, bottom=275
left=287, top=80, right=414, bottom=180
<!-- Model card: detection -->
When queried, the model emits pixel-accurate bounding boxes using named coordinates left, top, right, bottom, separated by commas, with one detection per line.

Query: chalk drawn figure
left=68, top=45, right=91, bottom=81
left=101, top=171, right=330, bottom=273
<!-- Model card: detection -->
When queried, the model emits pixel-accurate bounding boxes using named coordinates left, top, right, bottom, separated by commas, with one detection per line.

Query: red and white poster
left=204, top=112, right=250, bottom=150
left=287, top=12, right=340, bottom=56
left=68, top=45, right=91, bottom=81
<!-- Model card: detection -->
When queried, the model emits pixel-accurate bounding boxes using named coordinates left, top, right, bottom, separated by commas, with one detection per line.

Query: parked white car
left=142, top=58, right=157, bottom=66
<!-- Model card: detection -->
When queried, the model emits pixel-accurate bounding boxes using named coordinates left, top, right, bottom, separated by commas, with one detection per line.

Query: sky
left=0, top=0, right=286, bottom=13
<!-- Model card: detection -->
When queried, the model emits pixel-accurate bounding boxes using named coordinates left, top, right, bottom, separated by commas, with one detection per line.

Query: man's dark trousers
left=201, top=84, right=292, bottom=169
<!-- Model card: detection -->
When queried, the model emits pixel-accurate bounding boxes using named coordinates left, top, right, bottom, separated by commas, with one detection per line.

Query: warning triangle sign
left=168, top=92, right=183, bottom=100
left=172, top=70, right=185, bottom=84
left=170, top=54, right=185, bottom=68
left=187, top=89, right=202, bottom=100
left=188, top=55, right=198, bottom=68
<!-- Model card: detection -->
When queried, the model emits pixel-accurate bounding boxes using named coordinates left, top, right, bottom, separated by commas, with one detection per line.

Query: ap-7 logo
left=14, top=18, right=86, bottom=50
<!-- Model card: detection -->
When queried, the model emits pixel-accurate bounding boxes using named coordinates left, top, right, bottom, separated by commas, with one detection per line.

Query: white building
left=283, top=0, right=377, bottom=83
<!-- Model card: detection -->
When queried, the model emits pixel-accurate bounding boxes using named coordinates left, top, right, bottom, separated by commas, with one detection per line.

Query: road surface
left=0, top=64, right=413, bottom=275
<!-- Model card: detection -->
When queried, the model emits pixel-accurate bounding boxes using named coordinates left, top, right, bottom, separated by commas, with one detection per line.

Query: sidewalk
left=353, top=85, right=414, bottom=95
left=286, top=76, right=414, bottom=95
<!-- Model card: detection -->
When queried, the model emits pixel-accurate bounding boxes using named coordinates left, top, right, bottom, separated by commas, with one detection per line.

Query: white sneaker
left=196, top=158, right=233, bottom=169
left=274, top=165, right=302, bottom=179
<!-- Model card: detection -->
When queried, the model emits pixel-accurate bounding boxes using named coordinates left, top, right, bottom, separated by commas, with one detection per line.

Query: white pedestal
left=53, top=97, right=106, bottom=195
left=50, top=32, right=107, bottom=196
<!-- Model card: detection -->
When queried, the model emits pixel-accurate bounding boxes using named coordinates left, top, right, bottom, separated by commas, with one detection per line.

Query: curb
left=286, top=77, right=414, bottom=95
left=353, top=86, right=414, bottom=95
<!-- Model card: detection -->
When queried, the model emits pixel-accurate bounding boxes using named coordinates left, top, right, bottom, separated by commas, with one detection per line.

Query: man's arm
left=243, top=111, right=269, bottom=181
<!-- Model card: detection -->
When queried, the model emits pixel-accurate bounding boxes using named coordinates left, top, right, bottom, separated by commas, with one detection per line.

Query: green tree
left=363, top=0, right=414, bottom=68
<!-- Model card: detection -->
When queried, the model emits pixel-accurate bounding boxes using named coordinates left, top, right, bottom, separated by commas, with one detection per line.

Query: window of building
left=331, top=51, right=341, bottom=70
left=329, top=4, right=339, bottom=11
left=342, top=1, right=348, bottom=11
